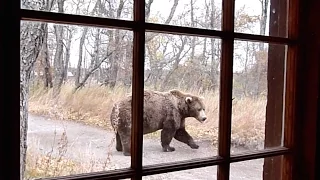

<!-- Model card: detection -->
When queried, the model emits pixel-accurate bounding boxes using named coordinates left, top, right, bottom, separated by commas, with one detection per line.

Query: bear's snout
left=198, top=109, right=207, bottom=122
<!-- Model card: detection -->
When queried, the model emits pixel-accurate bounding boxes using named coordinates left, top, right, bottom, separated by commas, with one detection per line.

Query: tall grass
left=25, top=129, right=116, bottom=180
left=28, top=83, right=266, bottom=148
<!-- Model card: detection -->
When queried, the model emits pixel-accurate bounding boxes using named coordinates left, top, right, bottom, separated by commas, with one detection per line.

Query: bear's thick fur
left=110, top=89, right=207, bottom=156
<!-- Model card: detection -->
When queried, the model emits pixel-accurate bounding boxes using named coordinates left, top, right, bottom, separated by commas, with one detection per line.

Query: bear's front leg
left=174, top=128, right=199, bottom=149
left=161, top=128, right=176, bottom=152
left=118, top=130, right=131, bottom=156
left=116, top=131, right=123, bottom=151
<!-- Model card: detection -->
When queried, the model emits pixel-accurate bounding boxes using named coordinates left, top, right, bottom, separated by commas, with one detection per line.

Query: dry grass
left=28, top=83, right=266, bottom=149
left=25, top=128, right=117, bottom=180
left=29, top=83, right=130, bottom=130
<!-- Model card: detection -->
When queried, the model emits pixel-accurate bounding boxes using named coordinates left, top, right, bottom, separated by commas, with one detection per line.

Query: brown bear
left=110, top=89, right=207, bottom=156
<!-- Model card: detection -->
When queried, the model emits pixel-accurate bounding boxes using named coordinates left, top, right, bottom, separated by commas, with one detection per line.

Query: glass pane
left=231, top=40, right=286, bottom=154
left=230, top=156, right=283, bottom=180
left=234, top=0, right=288, bottom=37
left=21, top=0, right=133, bottom=21
left=142, top=32, right=221, bottom=166
left=22, top=20, right=133, bottom=179
left=146, top=0, right=222, bottom=30
left=142, top=166, right=217, bottom=180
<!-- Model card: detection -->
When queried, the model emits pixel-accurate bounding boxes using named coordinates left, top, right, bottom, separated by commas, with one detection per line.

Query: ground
left=27, top=114, right=263, bottom=180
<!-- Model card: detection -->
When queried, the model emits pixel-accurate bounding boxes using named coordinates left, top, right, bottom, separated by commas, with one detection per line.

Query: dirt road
left=27, top=114, right=263, bottom=180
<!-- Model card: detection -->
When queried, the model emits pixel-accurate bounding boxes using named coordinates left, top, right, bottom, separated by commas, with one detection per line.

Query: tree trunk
left=202, top=38, right=207, bottom=65
left=53, top=0, right=65, bottom=95
left=42, top=24, right=53, bottom=88
left=109, top=29, right=121, bottom=88
left=145, top=0, right=154, bottom=19
left=40, top=0, right=55, bottom=88
left=74, top=0, right=101, bottom=87
left=160, top=37, right=188, bottom=90
left=64, top=28, right=73, bottom=82
left=190, top=0, right=196, bottom=62
left=73, top=29, right=114, bottom=93
left=259, top=0, right=268, bottom=49
left=20, top=21, right=44, bottom=180
left=73, top=51, right=114, bottom=92
left=255, top=0, right=269, bottom=97
left=75, top=27, right=88, bottom=87
left=209, top=0, right=218, bottom=91
left=243, top=41, right=250, bottom=96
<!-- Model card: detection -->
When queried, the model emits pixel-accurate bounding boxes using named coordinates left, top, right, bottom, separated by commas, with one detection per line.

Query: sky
left=44, top=0, right=266, bottom=71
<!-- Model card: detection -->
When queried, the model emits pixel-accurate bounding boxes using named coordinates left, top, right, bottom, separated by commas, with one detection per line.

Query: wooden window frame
left=1, top=0, right=319, bottom=179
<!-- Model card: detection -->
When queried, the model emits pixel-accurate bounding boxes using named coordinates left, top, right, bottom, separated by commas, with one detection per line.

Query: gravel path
left=27, top=114, right=263, bottom=180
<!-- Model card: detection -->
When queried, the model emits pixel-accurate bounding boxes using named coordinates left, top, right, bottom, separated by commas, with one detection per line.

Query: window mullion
left=217, top=0, right=235, bottom=179
left=282, top=0, right=300, bottom=179
left=131, top=0, right=145, bottom=180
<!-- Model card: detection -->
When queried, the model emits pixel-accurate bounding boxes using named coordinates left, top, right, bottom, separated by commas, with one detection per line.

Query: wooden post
left=263, top=0, right=287, bottom=179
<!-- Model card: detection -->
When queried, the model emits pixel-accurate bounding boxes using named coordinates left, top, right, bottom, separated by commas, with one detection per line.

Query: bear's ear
left=185, top=97, right=192, bottom=104
left=170, top=89, right=185, bottom=97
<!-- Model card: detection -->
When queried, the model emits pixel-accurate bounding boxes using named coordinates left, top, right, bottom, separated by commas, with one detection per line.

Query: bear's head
left=170, top=89, right=207, bottom=123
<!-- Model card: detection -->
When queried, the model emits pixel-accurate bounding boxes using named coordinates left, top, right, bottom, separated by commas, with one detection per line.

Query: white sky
left=51, top=0, right=266, bottom=71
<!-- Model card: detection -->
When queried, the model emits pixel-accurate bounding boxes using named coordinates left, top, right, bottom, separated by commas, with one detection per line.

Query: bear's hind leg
left=161, top=128, right=176, bottom=152
left=116, top=131, right=123, bottom=151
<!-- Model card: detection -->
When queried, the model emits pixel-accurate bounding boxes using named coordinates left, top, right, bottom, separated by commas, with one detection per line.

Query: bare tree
left=259, top=0, right=269, bottom=44
left=145, top=0, right=179, bottom=43
left=160, top=36, right=191, bottom=90
left=103, top=0, right=125, bottom=88
left=75, top=27, right=89, bottom=88
left=75, top=0, right=103, bottom=88
left=73, top=26, right=125, bottom=92
left=52, top=0, right=66, bottom=95
left=63, top=26, right=74, bottom=82
left=42, top=24, right=54, bottom=88
left=254, top=0, right=269, bottom=97
left=209, top=0, right=219, bottom=91
left=36, top=0, right=55, bottom=88
left=145, top=0, right=154, bottom=19
left=190, top=0, right=196, bottom=62
left=20, top=14, right=45, bottom=180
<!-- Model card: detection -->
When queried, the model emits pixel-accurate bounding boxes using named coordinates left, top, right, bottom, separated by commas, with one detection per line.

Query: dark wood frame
left=1, top=0, right=319, bottom=179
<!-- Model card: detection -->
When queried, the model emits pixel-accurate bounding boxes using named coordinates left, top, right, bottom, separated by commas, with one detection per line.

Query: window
left=4, top=0, right=319, bottom=179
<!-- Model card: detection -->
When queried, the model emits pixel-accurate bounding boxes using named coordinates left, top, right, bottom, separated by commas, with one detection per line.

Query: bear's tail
left=110, top=103, right=120, bottom=133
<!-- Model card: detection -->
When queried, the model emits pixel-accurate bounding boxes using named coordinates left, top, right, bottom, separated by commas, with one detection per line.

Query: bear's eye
left=198, top=108, right=202, bottom=111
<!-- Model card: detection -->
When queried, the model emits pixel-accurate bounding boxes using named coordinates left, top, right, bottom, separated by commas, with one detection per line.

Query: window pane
left=230, top=156, right=283, bottom=180
left=234, top=0, right=288, bottom=37
left=142, top=32, right=221, bottom=165
left=143, top=166, right=217, bottom=180
left=21, top=0, right=133, bottom=21
left=231, top=40, right=286, bottom=153
left=22, top=20, right=133, bottom=179
left=146, top=0, right=222, bottom=30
